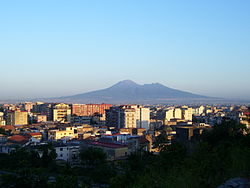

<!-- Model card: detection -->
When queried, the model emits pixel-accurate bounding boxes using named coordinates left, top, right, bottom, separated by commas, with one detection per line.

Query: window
left=60, top=148, right=63, bottom=151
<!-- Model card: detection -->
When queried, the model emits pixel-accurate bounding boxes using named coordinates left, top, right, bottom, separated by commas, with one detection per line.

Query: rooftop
left=28, top=132, right=42, bottom=136
left=87, top=141, right=127, bottom=149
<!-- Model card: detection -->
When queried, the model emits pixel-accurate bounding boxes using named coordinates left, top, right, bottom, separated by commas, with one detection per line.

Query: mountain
left=45, top=80, right=214, bottom=104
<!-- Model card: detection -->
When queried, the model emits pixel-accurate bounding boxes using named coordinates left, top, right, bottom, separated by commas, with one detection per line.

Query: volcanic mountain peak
left=49, top=80, right=211, bottom=104
left=111, top=80, right=140, bottom=88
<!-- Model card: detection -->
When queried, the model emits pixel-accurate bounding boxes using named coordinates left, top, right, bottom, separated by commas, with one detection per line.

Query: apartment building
left=48, top=127, right=76, bottom=140
left=72, top=104, right=112, bottom=116
left=54, top=143, right=80, bottom=165
left=0, top=112, right=6, bottom=126
left=165, top=108, right=175, bottom=122
left=53, top=103, right=71, bottom=123
left=165, top=107, right=193, bottom=123
left=6, top=110, right=28, bottom=125
left=106, top=105, right=150, bottom=129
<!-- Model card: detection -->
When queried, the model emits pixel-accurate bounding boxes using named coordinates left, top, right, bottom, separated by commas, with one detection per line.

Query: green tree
left=40, top=144, right=57, bottom=167
left=153, top=131, right=169, bottom=151
left=80, top=147, right=107, bottom=167
left=0, top=127, right=6, bottom=135
left=50, top=175, right=78, bottom=188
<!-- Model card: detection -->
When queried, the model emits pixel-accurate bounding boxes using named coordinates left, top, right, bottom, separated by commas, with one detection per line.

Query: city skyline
left=1, top=0, right=250, bottom=100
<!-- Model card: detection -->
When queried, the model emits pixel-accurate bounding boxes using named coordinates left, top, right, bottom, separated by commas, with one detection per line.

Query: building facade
left=106, top=105, right=150, bottom=129
left=53, top=103, right=71, bottom=123
left=0, top=112, right=6, bottom=126
left=72, top=104, right=112, bottom=116
left=48, top=127, right=76, bottom=141
left=54, top=143, right=80, bottom=165
left=165, top=107, right=193, bottom=123
left=7, top=110, right=28, bottom=125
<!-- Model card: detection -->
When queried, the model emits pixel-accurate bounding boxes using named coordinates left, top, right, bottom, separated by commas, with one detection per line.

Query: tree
left=51, top=175, right=78, bottom=188
left=80, top=147, right=107, bottom=167
left=0, top=107, right=4, bottom=112
left=0, top=127, right=6, bottom=135
left=153, top=131, right=169, bottom=151
left=41, top=145, right=57, bottom=166
left=201, top=120, right=247, bottom=147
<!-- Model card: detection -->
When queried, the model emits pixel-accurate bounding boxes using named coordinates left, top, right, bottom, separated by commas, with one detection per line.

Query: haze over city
left=1, top=0, right=250, bottom=100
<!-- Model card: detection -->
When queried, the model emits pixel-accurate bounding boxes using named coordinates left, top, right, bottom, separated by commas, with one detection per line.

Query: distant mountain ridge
left=47, top=80, right=213, bottom=104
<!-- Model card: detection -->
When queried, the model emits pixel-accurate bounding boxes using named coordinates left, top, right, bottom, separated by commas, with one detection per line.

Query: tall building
left=137, top=106, right=150, bottom=129
left=106, top=105, right=150, bottom=129
left=174, top=108, right=182, bottom=119
left=192, top=105, right=205, bottom=116
left=183, top=108, right=193, bottom=121
left=199, top=105, right=205, bottom=115
left=33, top=103, right=53, bottom=121
left=72, top=104, right=112, bottom=116
left=165, top=108, right=175, bottom=121
left=53, top=103, right=71, bottom=123
left=105, top=106, right=120, bottom=128
left=122, top=108, right=137, bottom=129
left=7, top=110, right=28, bottom=125
left=0, top=112, right=6, bottom=126
left=126, top=105, right=150, bottom=129
left=165, top=107, right=193, bottom=122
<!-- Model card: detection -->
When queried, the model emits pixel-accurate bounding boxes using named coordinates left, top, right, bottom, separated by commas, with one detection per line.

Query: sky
left=0, top=0, right=249, bottom=100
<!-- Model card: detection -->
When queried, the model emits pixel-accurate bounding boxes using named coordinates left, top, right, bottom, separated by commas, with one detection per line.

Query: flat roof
left=87, top=141, right=127, bottom=149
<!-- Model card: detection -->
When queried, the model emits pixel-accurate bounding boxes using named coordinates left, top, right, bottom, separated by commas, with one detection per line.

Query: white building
left=165, top=107, right=193, bottom=122
left=106, top=105, right=150, bottom=129
left=174, top=108, right=182, bottom=119
left=137, top=106, right=150, bottom=129
left=183, top=108, right=193, bottom=121
left=0, top=112, right=6, bottom=126
left=165, top=108, right=175, bottom=121
left=53, top=103, right=71, bottom=123
left=199, top=105, right=205, bottom=115
left=54, top=143, right=80, bottom=165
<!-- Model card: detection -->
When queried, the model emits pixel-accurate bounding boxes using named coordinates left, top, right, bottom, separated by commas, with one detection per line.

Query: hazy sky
left=0, top=0, right=249, bottom=100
